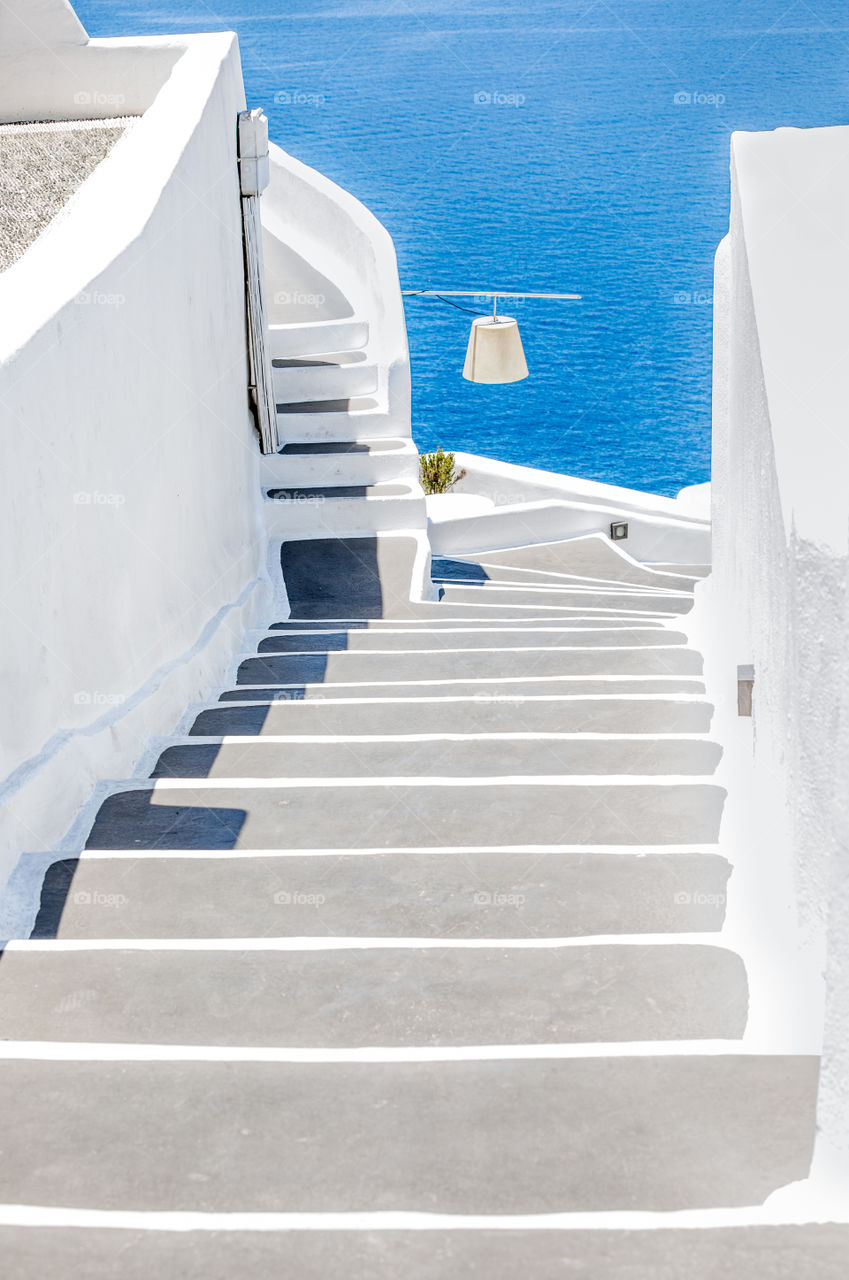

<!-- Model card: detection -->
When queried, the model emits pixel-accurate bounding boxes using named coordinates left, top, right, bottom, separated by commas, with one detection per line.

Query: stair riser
left=191, top=699, right=714, bottom=736
left=86, top=782, right=726, bottom=849
left=0, top=946, right=747, bottom=1045
left=0, top=1057, right=816, bottom=1212
left=277, top=412, right=404, bottom=442
left=236, top=649, right=703, bottom=685
left=264, top=494, right=427, bottom=540
left=33, top=850, right=732, bottom=939
left=273, top=363, right=378, bottom=404
left=269, top=319, right=369, bottom=359
left=261, top=450, right=419, bottom=488
left=153, top=738, right=722, bottom=779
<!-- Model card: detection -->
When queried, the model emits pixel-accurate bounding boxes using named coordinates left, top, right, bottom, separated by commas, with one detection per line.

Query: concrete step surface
left=30, top=849, right=732, bottom=939
left=152, top=735, right=722, bottom=779
left=83, top=779, right=726, bottom=849
left=190, top=695, right=715, bottom=736
left=0, top=942, right=747, bottom=1045
left=0, top=1222, right=845, bottom=1280
left=0, top=1056, right=817, bottom=1212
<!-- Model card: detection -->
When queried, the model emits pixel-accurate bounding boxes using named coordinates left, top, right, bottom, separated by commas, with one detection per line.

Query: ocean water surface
left=77, top=0, right=849, bottom=494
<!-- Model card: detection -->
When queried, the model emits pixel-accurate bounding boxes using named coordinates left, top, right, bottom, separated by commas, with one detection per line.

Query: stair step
left=469, top=535, right=699, bottom=588
left=31, top=850, right=732, bottom=939
left=433, top=559, right=693, bottom=594
left=217, top=678, right=707, bottom=701
left=255, top=626, right=689, bottom=652
left=191, top=696, right=714, bottom=737
left=262, top=438, right=419, bottom=488
left=268, top=317, right=369, bottom=359
left=3, top=1221, right=842, bottom=1280
left=84, top=780, right=725, bottom=850
left=276, top=398, right=405, bottom=443
left=273, top=353, right=378, bottom=404
left=0, top=1055, right=816, bottom=1211
left=648, top=562, right=711, bottom=577
left=267, top=616, right=671, bottom=629
left=266, top=483, right=414, bottom=500
left=439, top=585, right=693, bottom=615
left=152, top=736, right=722, bottom=779
left=0, top=944, right=747, bottom=1045
left=234, top=647, right=703, bottom=686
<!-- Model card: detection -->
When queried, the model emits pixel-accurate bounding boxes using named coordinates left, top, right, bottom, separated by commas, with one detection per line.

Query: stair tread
left=83, top=779, right=725, bottom=850
left=0, top=944, right=747, bottom=1045
left=0, top=1222, right=845, bottom=1280
left=277, top=438, right=408, bottom=455
left=0, top=1056, right=816, bottom=1212
left=31, top=850, right=732, bottom=939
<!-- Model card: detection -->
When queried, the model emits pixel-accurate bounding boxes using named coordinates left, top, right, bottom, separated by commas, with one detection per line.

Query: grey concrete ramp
left=469, top=533, right=702, bottom=588
left=84, top=781, right=726, bottom=849
left=0, top=1056, right=817, bottom=1212
left=33, top=851, right=732, bottom=939
left=0, top=944, right=747, bottom=1045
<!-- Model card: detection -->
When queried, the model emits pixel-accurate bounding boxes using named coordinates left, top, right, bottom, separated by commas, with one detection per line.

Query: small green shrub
left=419, top=447, right=466, bottom=495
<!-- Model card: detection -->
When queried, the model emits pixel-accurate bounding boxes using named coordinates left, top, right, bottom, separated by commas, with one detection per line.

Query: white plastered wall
left=0, top=14, right=272, bottom=884
left=702, top=123, right=849, bottom=1202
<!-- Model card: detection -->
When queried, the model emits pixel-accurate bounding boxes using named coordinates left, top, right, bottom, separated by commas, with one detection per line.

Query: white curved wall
left=0, top=31, right=270, bottom=882
left=705, top=123, right=849, bottom=1191
left=262, top=141, right=411, bottom=426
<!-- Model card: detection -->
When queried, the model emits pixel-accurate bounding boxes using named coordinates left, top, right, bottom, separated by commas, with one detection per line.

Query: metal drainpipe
left=238, top=108, right=278, bottom=455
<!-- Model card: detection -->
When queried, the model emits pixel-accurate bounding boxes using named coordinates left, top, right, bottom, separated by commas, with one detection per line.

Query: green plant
left=419, top=447, right=466, bottom=495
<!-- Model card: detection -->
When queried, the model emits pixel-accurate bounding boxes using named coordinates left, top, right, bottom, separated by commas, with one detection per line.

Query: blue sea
left=77, top=1, right=849, bottom=495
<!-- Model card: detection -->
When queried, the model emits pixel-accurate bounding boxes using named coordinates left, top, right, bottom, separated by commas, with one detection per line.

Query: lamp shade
left=462, top=316, right=529, bottom=384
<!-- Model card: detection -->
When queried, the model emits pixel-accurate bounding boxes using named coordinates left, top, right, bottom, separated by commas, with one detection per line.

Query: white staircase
left=257, top=145, right=426, bottom=540
left=0, top=533, right=839, bottom=1275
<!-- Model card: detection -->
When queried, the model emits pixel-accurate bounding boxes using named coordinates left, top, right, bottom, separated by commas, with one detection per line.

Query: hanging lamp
left=402, top=290, right=581, bottom=383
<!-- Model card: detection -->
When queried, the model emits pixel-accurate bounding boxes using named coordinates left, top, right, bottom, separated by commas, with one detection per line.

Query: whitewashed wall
left=0, top=23, right=270, bottom=881
left=704, top=123, right=849, bottom=1196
